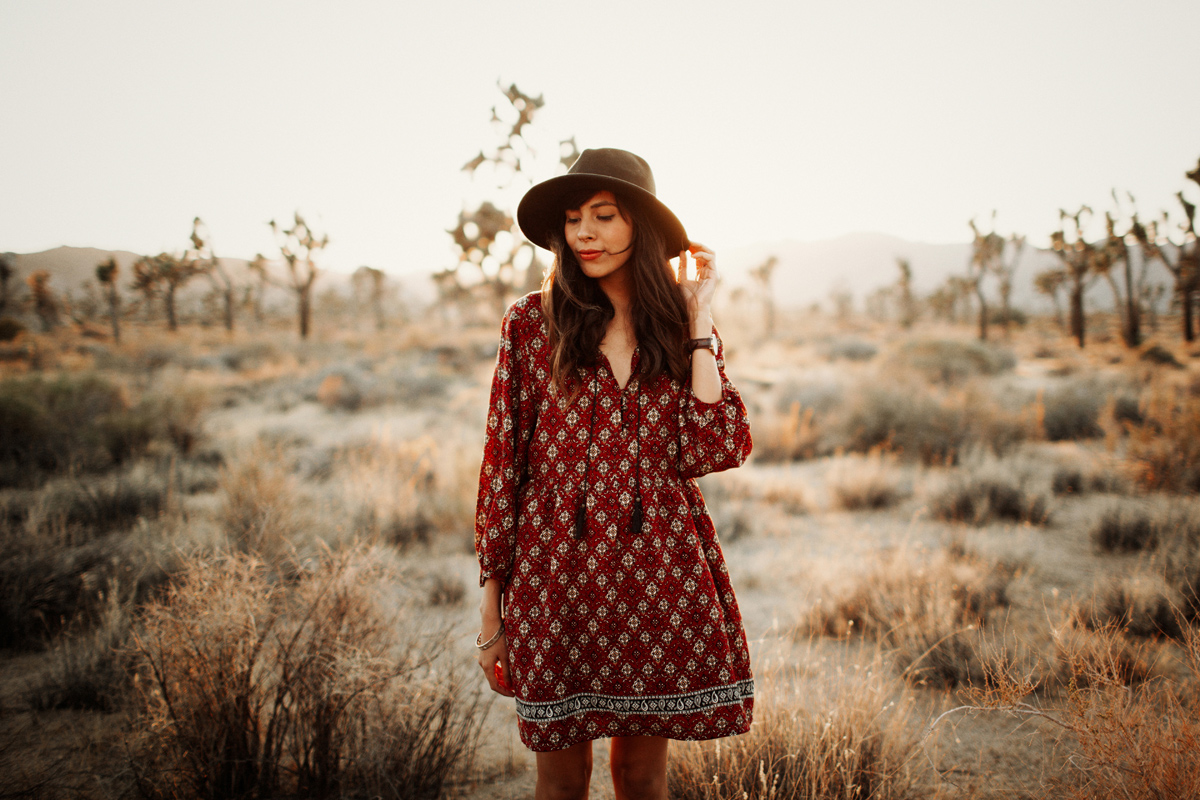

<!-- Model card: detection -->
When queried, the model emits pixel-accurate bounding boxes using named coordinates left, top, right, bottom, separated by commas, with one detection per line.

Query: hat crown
left=569, top=148, right=657, bottom=197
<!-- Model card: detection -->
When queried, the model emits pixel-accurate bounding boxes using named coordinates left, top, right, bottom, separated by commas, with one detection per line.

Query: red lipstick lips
left=577, top=250, right=602, bottom=261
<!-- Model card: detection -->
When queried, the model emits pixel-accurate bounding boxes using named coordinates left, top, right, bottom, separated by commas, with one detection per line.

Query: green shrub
left=25, top=589, right=133, bottom=711
left=1093, top=505, right=1163, bottom=553
left=0, top=374, right=205, bottom=487
left=0, top=540, right=169, bottom=650
left=891, top=339, right=1016, bottom=384
left=1140, top=343, right=1183, bottom=368
left=1042, top=380, right=1105, bottom=441
left=0, top=317, right=24, bottom=342
left=837, top=385, right=967, bottom=465
left=821, top=337, right=878, bottom=362
left=930, top=473, right=1050, bottom=526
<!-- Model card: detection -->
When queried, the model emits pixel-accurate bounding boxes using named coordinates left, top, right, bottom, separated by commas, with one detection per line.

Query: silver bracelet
left=475, top=622, right=505, bottom=650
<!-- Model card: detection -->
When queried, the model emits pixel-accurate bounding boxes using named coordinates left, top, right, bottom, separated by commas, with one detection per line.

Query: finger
left=677, top=249, right=688, bottom=282
left=500, top=652, right=513, bottom=694
left=687, top=241, right=707, bottom=254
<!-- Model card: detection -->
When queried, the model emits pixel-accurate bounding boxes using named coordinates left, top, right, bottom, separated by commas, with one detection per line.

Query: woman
left=474, top=148, right=754, bottom=800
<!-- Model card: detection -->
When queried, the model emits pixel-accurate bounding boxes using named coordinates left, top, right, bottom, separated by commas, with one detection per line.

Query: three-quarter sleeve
left=678, top=329, right=753, bottom=479
left=475, top=303, right=536, bottom=588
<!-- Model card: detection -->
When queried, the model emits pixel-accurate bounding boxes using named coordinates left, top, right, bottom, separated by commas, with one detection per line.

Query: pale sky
left=2, top=0, right=1197, bottom=279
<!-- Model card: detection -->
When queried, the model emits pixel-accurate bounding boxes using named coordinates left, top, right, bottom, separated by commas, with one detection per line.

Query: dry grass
left=128, top=549, right=486, bottom=800
left=337, top=432, right=477, bottom=549
left=668, top=654, right=921, bottom=800
left=802, top=547, right=1016, bottom=688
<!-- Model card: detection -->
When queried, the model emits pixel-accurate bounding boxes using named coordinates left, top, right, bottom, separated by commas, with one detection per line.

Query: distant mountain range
left=722, top=232, right=1065, bottom=311
left=6, top=234, right=1172, bottom=315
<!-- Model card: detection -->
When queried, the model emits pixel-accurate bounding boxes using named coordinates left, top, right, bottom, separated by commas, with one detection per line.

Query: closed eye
left=597, top=215, right=614, bottom=222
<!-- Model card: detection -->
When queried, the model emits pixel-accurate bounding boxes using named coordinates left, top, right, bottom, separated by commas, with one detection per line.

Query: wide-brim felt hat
left=517, top=148, right=688, bottom=257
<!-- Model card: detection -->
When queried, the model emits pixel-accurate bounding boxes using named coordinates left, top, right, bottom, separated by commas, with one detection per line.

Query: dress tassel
left=574, top=501, right=587, bottom=540
left=630, top=497, right=643, bottom=534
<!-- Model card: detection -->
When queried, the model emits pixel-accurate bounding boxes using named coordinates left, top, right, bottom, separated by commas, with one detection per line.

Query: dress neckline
left=598, top=345, right=640, bottom=393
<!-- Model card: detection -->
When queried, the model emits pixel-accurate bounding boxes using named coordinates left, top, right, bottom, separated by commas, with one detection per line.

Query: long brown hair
left=540, top=186, right=691, bottom=398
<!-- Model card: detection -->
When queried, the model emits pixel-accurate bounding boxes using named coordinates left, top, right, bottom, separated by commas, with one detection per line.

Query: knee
left=539, top=756, right=592, bottom=800
left=611, top=762, right=667, bottom=800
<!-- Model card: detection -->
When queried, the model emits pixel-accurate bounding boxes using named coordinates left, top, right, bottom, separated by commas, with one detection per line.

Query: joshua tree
left=25, top=270, right=59, bottom=331
left=352, top=266, right=386, bottom=331
left=269, top=212, right=328, bottom=339
left=96, top=257, right=121, bottom=343
left=1034, top=268, right=1067, bottom=329
left=967, top=216, right=1003, bottom=341
left=1050, top=207, right=1103, bottom=348
left=1091, top=203, right=1143, bottom=348
left=131, top=252, right=205, bottom=331
left=439, top=82, right=575, bottom=319
left=1133, top=160, right=1200, bottom=342
left=0, top=253, right=13, bottom=314
left=894, top=257, right=917, bottom=329
left=190, top=217, right=236, bottom=332
left=247, top=254, right=270, bottom=323
left=750, top=255, right=779, bottom=337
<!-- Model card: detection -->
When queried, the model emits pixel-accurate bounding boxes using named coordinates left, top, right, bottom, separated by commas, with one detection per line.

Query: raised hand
left=678, top=242, right=719, bottom=333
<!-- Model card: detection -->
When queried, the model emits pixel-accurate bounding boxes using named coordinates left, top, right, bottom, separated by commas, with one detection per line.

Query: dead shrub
left=668, top=656, right=918, bottom=800
left=933, top=624, right=1199, bottom=799
left=1125, top=380, right=1200, bottom=494
left=129, top=550, right=485, bottom=800
left=751, top=401, right=821, bottom=463
left=218, top=442, right=307, bottom=560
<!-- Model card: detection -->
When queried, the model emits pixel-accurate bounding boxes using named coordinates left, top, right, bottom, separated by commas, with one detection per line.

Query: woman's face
left=564, top=190, right=634, bottom=281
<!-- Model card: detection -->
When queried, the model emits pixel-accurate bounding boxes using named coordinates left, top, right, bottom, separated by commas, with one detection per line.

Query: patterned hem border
left=515, top=678, right=755, bottom=724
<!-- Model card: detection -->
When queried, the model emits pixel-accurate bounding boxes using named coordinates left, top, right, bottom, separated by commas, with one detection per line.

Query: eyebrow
left=589, top=201, right=617, bottom=209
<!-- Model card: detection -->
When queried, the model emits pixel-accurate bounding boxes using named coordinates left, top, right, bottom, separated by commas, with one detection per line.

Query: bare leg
left=609, top=736, right=669, bottom=800
left=535, top=739, right=593, bottom=800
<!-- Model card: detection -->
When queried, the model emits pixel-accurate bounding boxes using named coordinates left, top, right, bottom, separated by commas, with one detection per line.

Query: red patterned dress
left=475, top=292, right=754, bottom=752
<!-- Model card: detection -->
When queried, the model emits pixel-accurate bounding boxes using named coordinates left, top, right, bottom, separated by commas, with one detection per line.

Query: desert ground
left=1, top=297, right=1198, bottom=800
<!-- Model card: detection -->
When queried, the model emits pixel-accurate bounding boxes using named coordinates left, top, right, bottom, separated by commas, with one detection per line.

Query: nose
left=576, top=217, right=595, bottom=242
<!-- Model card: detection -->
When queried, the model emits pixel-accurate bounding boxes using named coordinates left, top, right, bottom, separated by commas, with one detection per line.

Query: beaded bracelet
left=475, top=622, right=505, bottom=650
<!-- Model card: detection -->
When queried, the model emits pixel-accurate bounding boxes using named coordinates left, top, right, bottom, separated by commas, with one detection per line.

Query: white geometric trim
left=516, top=678, right=754, bottom=724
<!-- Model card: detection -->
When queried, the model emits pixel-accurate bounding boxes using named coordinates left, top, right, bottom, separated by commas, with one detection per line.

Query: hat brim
left=517, top=173, right=688, bottom=258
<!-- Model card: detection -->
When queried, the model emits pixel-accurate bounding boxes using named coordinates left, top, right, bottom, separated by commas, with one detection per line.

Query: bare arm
left=477, top=577, right=513, bottom=697
left=680, top=244, right=722, bottom=404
